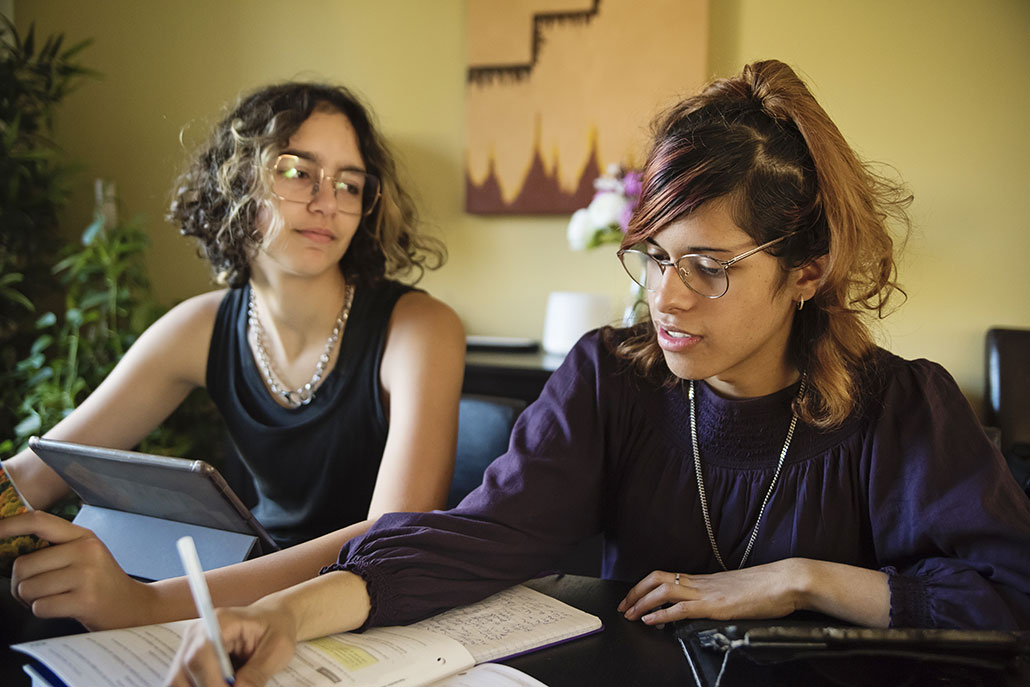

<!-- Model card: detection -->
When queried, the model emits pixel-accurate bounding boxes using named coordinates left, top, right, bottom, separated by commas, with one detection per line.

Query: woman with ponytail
left=168, top=62, right=1029, bottom=685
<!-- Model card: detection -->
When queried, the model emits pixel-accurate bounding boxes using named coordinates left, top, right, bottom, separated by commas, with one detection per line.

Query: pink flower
left=622, top=170, right=642, bottom=199
left=618, top=203, right=634, bottom=232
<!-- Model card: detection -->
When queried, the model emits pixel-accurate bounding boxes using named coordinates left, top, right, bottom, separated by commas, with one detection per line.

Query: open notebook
left=14, top=583, right=603, bottom=687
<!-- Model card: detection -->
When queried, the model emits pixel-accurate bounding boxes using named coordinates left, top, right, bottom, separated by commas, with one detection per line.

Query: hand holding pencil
left=166, top=537, right=301, bottom=687
left=177, top=536, right=236, bottom=685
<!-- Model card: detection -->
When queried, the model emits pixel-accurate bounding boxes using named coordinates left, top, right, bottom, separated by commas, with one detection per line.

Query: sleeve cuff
left=883, top=566, right=933, bottom=628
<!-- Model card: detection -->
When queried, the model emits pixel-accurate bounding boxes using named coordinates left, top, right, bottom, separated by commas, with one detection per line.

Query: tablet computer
left=28, top=436, right=279, bottom=558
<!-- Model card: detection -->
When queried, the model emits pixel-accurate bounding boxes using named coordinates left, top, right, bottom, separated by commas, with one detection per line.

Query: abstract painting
left=465, top=0, right=708, bottom=214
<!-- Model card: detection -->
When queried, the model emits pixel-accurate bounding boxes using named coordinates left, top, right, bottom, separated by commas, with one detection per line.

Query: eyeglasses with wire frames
left=617, top=231, right=798, bottom=299
left=269, top=154, right=381, bottom=216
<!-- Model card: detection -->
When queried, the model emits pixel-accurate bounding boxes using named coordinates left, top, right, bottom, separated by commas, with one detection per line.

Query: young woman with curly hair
left=166, top=59, right=1030, bottom=685
left=1, top=82, right=465, bottom=630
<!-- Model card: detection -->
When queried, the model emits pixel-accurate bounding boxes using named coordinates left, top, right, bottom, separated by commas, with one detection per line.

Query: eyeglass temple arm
left=721, top=231, right=798, bottom=268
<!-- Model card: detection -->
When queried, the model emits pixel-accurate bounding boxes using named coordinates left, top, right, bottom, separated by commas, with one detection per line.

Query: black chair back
left=448, top=394, right=526, bottom=508
left=985, top=327, right=1030, bottom=492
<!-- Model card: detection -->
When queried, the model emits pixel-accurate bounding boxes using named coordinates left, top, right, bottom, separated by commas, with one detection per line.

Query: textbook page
left=410, top=584, right=603, bottom=663
left=13, top=620, right=474, bottom=687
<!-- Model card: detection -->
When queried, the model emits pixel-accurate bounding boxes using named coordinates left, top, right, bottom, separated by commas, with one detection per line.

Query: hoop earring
left=796, top=298, right=805, bottom=311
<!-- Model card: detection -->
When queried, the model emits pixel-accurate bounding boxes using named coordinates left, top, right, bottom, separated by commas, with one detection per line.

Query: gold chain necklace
left=248, top=284, right=354, bottom=408
left=689, top=374, right=807, bottom=570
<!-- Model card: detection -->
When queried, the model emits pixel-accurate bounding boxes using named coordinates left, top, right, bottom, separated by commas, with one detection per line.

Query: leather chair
left=985, top=327, right=1030, bottom=493
left=448, top=394, right=526, bottom=508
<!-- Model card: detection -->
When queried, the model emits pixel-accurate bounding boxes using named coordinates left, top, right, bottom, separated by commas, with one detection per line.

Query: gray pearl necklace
left=689, top=374, right=807, bottom=570
left=247, top=284, right=355, bottom=409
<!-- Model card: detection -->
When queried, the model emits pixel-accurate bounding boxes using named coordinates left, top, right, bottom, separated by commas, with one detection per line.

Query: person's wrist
left=781, top=557, right=816, bottom=612
left=146, top=576, right=195, bottom=626
left=251, top=585, right=303, bottom=640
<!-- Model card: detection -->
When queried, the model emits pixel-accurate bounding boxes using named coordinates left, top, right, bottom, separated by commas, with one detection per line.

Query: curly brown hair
left=611, top=60, right=911, bottom=428
left=168, top=82, right=445, bottom=288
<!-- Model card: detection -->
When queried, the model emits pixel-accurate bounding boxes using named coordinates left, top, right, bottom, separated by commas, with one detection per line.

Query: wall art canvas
left=465, top=0, right=708, bottom=215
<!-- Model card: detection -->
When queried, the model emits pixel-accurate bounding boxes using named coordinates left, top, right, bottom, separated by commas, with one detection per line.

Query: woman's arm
left=367, top=291, right=465, bottom=517
left=2, top=512, right=379, bottom=630
left=2, top=291, right=221, bottom=509
left=618, top=558, right=890, bottom=627
left=866, top=359, right=1030, bottom=629
left=326, top=332, right=616, bottom=628
left=622, top=358, right=1030, bottom=630
left=165, top=570, right=370, bottom=687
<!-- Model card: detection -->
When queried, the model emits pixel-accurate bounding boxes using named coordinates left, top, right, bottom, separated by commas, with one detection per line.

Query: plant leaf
left=82, top=215, right=104, bottom=245
left=15, top=413, right=41, bottom=438
left=30, top=334, right=54, bottom=355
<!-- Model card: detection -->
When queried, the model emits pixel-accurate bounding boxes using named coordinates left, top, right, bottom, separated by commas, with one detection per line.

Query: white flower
left=566, top=163, right=642, bottom=251
left=587, top=192, right=630, bottom=229
left=566, top=208, right=594, bottom=250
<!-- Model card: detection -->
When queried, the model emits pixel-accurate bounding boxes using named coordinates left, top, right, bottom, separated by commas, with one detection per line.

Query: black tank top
left=206, top=281, right=412, bottom=547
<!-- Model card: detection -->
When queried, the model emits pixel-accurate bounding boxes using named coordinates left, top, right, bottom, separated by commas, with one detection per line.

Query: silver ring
left=674, top=573, right=681, bottom=585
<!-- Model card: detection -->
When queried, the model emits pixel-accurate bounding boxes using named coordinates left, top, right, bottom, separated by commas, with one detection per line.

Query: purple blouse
left=328, top=330, right=1030, bottom=630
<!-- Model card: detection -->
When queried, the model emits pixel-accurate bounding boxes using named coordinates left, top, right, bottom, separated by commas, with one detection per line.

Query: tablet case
left=28, top=437, right=279, bottom=581
left=72, top=505, right=260, bottom=582
left=675, top=616, right=1030, bottom=687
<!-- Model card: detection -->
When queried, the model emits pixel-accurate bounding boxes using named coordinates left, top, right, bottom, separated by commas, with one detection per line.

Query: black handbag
left=675, top=616, right=1030, bottom=687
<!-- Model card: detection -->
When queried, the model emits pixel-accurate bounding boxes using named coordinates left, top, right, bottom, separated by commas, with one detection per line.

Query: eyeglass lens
left=618, top=250, right=729, bottom=298
left=272, top=155, right=379, bottom=216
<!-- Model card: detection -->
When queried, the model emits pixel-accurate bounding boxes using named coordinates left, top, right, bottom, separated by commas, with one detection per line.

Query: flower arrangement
left=566, top=164, right=643, bottom=250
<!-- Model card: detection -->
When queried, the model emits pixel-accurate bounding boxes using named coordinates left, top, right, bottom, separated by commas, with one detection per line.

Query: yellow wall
left=12, top=0, right=1030, bottom=410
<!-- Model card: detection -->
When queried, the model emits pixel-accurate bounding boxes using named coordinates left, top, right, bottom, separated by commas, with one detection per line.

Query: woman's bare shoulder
left=389, top=290, right=463, bottom=338
left=130, top=289, right=229, bottom=362
left=153, top=289, right=228, bottom=330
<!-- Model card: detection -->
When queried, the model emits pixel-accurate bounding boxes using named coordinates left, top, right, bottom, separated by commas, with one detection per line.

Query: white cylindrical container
left=541, top=291, right=612, bottom=355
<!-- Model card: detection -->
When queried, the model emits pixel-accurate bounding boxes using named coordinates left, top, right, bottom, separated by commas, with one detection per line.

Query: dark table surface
left=514, top=574, right=692, bottom=686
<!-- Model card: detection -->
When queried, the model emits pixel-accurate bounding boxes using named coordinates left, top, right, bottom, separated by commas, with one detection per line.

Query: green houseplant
left=9, top=181, right=159, bottom=448
left=0, top=16, right=95, bottom=442
left=1, top=19, right=224, bottom=467
left=5, top=182, right=224, bottom=462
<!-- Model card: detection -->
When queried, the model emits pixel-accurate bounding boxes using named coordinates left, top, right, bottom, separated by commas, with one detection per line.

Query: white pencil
left=177, top=535, right=236, bottom=685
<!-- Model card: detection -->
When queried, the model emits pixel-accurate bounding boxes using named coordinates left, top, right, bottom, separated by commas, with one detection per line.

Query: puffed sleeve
left=323, top=331, right=618, bottom=627
left=867, top=357, right=1030, bottom=629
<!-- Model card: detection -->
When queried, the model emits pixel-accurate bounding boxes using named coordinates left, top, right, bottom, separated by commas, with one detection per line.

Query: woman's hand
left=618, top=559, right=805, bottom=625
left=618, top=558, right=890, bottom=627
left=164, top=604, right=299, bottom=687
left=165, top=571, right=369, bottom=686
left=1, top=510, right=158, bottom=630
